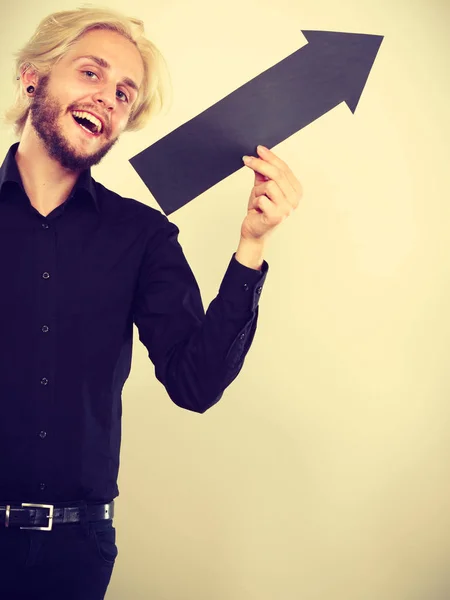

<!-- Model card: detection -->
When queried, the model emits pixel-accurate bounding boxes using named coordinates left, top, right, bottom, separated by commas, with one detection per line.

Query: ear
left=20, top=64, right=39, bottom=90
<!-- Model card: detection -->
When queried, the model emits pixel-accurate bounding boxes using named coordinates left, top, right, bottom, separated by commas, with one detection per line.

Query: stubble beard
left=29, top=74, right=120, bottom=172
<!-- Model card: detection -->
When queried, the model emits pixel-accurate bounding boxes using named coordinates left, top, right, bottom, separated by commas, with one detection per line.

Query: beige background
left=1, top=0, right=450, bottom=598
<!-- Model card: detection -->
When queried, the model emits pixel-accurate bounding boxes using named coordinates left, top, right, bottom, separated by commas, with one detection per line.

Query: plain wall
left=1, top=0, right=449, bottom=598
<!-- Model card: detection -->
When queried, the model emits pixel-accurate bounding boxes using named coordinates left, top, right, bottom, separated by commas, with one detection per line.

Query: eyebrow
left=73, top=55, right=140, bottom=94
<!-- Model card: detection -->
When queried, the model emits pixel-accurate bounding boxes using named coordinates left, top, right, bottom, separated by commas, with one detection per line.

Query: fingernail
left=242, top=156, right=252, bottom=164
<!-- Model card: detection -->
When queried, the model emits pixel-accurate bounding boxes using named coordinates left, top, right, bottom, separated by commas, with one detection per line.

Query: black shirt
left=0, top=143, right=268, bottom=504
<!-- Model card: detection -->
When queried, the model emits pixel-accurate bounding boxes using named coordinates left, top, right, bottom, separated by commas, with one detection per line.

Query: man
left=0, top=7, right=301, bottom=600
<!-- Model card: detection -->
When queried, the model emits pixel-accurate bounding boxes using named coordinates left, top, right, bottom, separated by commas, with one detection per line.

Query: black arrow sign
left=130, top=30, right=384, bottom=215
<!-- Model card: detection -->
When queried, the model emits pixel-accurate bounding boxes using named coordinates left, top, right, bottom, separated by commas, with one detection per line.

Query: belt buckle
left=20, top=503, right=54, bottom=531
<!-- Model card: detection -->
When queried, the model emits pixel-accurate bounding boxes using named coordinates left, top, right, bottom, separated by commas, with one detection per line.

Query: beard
left=29, top=74, right=120, bottom=172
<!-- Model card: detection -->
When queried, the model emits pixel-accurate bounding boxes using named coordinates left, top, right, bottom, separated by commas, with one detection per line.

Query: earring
left=26, top=85, right=35, bottom=94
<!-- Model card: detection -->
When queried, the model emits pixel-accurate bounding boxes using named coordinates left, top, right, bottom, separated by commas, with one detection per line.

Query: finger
left=256, top=146, right=303, bottom=198
left=254, top=180, right=297, bottom=216
left=252, top=180, right=285, bottom=207
left=253, top=171, right=268, bottom=186
left=244, top=155, right=295, bottom=200
left=254, top=195, right=286, bottom=226
left=252, top=183, right=294, bottom=220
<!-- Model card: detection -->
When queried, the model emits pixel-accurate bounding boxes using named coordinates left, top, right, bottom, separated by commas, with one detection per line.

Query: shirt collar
left=0, top=142, right=100, bottom=213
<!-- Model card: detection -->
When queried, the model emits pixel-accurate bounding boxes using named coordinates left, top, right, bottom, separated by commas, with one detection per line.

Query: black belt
left=0, top=501, right=114, bottom=531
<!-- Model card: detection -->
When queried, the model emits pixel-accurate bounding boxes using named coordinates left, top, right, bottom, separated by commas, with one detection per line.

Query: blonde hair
left=2, top=5, right=173, bottom=137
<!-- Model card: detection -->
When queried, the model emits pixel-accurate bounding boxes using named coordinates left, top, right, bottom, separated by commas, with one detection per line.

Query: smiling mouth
left=71, top=112, right=103, bottom=137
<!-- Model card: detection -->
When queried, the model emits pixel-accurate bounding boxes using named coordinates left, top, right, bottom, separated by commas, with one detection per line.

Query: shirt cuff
left=218, top=253, right=269, bottom=312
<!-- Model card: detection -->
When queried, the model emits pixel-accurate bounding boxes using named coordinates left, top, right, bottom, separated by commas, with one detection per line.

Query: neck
left=15, top=120, right=81, bottom=217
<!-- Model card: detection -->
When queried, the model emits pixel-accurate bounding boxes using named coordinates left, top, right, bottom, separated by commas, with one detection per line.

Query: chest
left=0, top=218, right=144, bottom=318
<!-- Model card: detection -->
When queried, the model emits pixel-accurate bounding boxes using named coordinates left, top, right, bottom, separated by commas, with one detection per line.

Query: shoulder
left=91, top=178, right=178, bottom=235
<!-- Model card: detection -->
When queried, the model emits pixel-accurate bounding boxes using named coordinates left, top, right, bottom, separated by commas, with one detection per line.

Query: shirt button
left=243, top=283, right=249, bottom=291
left=41, top=377, right=49, bottom=386
left=256, top=286, right=262, bottom=295
left=39, top=431, right=47, bottom=439
left=40, top=483, right=46, bottom=491
left=42, top=325, right=49, bottom=333
left=42, top=272, right=50, bottom=279
left=239, top=333, right=246, bottom=341
left=41, top=223, right=49, bottom=229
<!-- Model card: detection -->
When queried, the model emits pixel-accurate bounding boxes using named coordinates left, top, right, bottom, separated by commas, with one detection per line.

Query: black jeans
left=0, top=518, right=117, bottom=599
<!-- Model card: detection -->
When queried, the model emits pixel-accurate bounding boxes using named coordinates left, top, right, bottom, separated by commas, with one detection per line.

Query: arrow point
left=302, top=30, right=384, bottom=113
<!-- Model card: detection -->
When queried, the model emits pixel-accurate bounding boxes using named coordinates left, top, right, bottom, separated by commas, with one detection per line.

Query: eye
left=116, top=90, right=128, bottom=103
left=83, top=70, right=98, bottom=79
left=81, top=70, right=129, bottom=103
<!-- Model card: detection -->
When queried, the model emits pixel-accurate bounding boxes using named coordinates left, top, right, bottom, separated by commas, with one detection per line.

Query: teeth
left=72, top=110, right=103, bottom=134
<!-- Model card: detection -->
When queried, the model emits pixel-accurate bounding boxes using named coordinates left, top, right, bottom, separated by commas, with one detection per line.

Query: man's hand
left=240, top=145, right=302, bottom=242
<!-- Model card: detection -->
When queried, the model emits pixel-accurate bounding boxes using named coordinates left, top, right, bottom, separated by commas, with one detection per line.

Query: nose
left=93, top=87, right=116, bottom=111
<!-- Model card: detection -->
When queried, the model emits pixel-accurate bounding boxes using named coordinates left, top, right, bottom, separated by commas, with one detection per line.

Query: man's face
left=29, top=28, right=144, bottom=171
